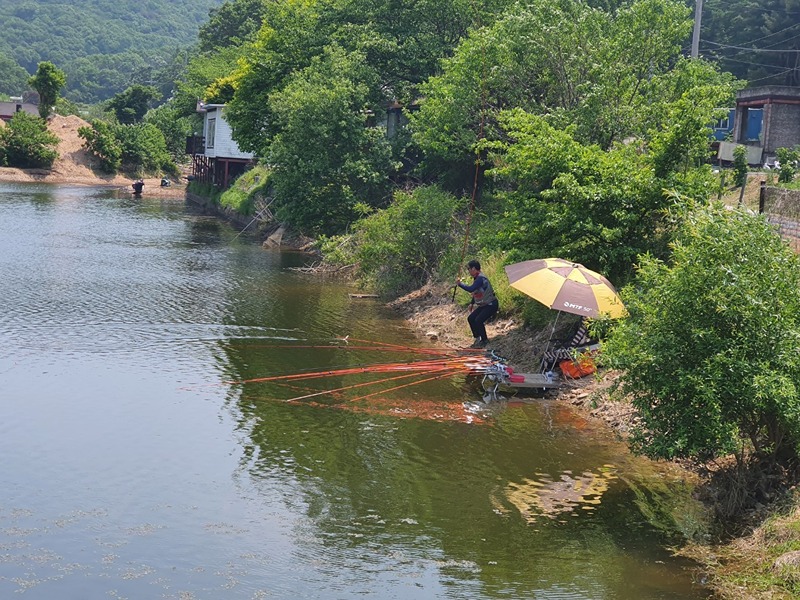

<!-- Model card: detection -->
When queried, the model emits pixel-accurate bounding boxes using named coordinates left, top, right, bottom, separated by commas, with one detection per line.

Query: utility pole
left=691, top=0, right=703, bottom=58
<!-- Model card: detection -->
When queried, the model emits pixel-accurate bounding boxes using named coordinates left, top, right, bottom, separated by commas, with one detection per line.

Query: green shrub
left=604, top=203, right=800, bottom=467
left=78, top=119, right=176, bottom=175
left=0, top=111, right=59, bottom=168
left=329, top=185, right=465, bottom=294
left=776, top=147, right=799, bottom=184
left=78, top=121, right=122, bottom=173
left=733, top=144, right=748, bottom=187
left=114, top=122, right=176, bottom=175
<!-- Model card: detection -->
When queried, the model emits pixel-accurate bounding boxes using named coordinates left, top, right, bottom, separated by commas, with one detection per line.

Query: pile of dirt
left=0, top=114, right=186, bottom=197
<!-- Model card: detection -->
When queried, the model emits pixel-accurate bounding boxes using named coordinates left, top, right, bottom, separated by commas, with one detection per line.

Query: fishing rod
left=224, top=354, right=493, bottom=385
left=282, top=364, right=466, bottom=403
left=452, top=1, right=489, bottom=303
left=229, top=200, right=274, bottom=242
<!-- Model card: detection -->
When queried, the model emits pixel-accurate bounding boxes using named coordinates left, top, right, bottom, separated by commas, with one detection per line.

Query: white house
left=189, top=102, right=254, bottom=188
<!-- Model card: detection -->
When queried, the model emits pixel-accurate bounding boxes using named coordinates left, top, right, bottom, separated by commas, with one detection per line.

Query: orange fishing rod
left=282, top=364, right=466, bottom=403
left=225, top=354, right=492, bottom=385
left=347, top=369, right=466, bottom=403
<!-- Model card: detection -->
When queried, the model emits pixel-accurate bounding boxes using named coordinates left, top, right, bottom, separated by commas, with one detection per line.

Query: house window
left=207, top=118, right=216, bottom=149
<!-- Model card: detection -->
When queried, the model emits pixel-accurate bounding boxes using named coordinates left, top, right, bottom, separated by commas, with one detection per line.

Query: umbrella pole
left=540, top=311, right=561, bottom=373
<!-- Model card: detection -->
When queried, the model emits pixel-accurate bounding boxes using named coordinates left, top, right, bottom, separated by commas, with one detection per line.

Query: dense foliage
left=106, top=85, right=161, bottom=124
left=604, top=204, right=800, bottom=469
left=701, top=0, right=800, bottom=87
left=77, top=121, right=122, bottom=172
left=78, top=120, right=175, bottom=175
left=0, top=0, right=223, bottom=102
left=318, top=185, right=466, bottom=294
left=0, top=111, right=59, bottom=168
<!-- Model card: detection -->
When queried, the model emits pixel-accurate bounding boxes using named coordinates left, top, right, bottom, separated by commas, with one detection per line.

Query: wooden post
left=737, top=172, right=747, bottom=206
left=759, top=179, right=766, bottom=214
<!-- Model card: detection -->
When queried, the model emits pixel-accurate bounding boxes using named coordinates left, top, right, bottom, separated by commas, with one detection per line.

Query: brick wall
left=765, top=104, right=800, bottom=154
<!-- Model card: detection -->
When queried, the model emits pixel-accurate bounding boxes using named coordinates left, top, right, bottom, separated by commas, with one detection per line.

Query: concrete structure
left=189, top=102, right=254, bottom=189
left=734, top=86, right=800, bottom=162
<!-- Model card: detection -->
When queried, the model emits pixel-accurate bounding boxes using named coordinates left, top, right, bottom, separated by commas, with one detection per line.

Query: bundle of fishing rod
left=224, top=338, right=516, bottom=408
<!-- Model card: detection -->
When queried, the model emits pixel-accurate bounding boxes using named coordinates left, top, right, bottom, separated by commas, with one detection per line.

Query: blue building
left=712, top=108, right=763, bottom=143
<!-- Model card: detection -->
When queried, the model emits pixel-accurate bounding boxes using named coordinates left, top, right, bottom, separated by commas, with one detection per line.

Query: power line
left=703, top=40, right=800, bottom=53
left=704, top=0, right=800, bottom=17
left=715, top=54, right=799, bottom=71
left=744, top=22, right=800, bottom=47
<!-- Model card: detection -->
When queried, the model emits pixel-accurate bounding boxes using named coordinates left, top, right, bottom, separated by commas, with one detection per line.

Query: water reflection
left=0, top=183, right=709, bottom=599
left=501, top=465, right=619, bottom=522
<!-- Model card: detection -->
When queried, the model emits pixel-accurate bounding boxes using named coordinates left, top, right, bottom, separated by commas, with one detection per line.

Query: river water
left=0, top=183, right=711, bottom=599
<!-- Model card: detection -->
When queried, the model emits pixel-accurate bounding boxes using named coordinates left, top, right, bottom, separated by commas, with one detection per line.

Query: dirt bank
left=388, top=281, right=637, bottom=432
left=0, top=114, right=187, bottom=198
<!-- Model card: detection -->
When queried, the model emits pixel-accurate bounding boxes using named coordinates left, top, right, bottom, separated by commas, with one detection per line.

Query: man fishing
left=456, top=259, right=499, bottom=348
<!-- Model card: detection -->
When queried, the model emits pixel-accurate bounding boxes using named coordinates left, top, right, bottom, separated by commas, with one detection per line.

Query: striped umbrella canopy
left=504, top=258, right=626, bottom=319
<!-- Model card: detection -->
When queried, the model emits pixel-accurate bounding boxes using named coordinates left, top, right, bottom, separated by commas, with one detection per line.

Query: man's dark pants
left=468, top=301, right=498, bottom=342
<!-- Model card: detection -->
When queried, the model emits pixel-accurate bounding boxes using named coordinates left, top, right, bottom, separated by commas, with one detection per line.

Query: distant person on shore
left=456, top=259, right=499, bottom=348
left=132, top=179, right=144, bottom=195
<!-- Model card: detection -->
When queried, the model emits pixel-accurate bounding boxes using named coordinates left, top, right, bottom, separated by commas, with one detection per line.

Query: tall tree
left=106, top=84, right=161, bottom=124
left=267, top=46, right=397, bottom=234
left=28, top=61, right=66, bottom=118
left=410, top=0, right=697, bottom=172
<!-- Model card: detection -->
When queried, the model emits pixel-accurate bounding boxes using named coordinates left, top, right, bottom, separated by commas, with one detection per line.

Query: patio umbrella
left=504, top=258, right=626, bottom=373
left=504, top=258, right=626, bottom=319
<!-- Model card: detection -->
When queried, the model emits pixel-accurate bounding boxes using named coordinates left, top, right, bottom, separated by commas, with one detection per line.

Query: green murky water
left=0, top=183, right=711, bottom=599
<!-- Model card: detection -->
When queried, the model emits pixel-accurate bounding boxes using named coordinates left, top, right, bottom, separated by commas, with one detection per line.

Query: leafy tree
left=223, top=0, right=506, bottom=156
left=484, top=95, right=722, bottom=284
left=28, top=61, right=66, bottom=118
left=78, top=120, right=123, bottom=173
left=603, top=204, right=800, bottom=471
left=78, top=119, right=175, bottom=175
left=410, top=0, right=699, bottom=175
left=172, top=45, right=245, bottom=118
left=106, top=84, right=161, bottom=124
left=144, top=103, right=196, bottom=160
left=224, top=0, right=333, bottom=154
left=733, top=144, right=748, bottom=187
left=267, top=46, right=397, bottom=234
left=647, top=85, right=729, bottom=179
left=114, top=122, right=176, bottom=174
left=0, top=111, right=59, bottom=168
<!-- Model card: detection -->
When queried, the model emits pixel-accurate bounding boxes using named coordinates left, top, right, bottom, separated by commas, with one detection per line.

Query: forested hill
left=0, top=0, right=224, bottom=103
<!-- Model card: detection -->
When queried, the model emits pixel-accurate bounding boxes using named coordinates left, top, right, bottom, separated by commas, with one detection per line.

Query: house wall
left=736, top=87, right=800, bottom=159
left=764, top=103, right=800, bottom=154
left=0, top=101, right=39, bottom=121
left=203, top=107, right=253, bottom=160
